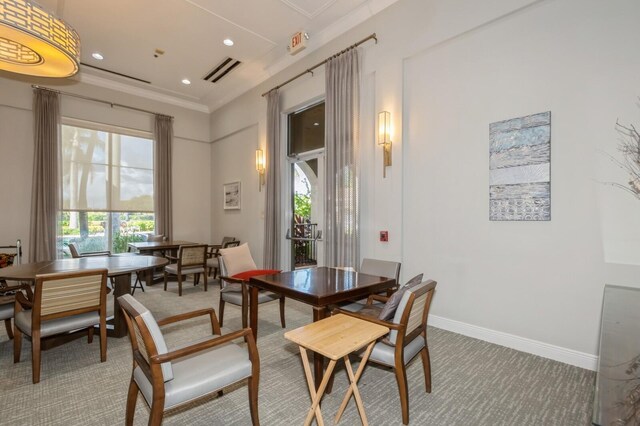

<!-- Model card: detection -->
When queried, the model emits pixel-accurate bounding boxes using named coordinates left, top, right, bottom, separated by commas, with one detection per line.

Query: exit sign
left=289, top=31, right=307, bottom=55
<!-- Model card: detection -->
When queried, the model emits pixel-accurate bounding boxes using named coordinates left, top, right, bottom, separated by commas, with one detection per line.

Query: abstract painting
left=489, top=111, right=551, bottom=221
left=223, top=181, right=241, bottom=210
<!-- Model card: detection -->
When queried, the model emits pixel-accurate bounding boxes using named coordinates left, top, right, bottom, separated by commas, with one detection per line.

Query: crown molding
left=78, top=73, right=211, bottom=114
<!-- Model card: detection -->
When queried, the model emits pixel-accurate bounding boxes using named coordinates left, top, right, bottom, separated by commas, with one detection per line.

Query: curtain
left=154, top=114, right=173, bottom=241
left=29, top=89, right=60, bottom=262
left=263, top=89, right=281, bottom=269
left=324, top=48, right=361, bottom=268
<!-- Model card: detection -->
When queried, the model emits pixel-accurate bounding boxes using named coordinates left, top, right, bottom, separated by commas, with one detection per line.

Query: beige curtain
left=324, top=48, right=361, bottom=268
left=263, top=89, right=281, bottom=269
left=154, top=115, right=173, bottom=241
left=29, top=89, right=60, bottom=262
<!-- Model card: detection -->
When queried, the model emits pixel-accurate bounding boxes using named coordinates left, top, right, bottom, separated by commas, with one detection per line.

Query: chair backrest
left=147, top=234, right=166, bottom=243
left=68, top=242, right=81, bottom=258
left=360, top=258, right=401, bottom=285
left=388, top=279, right=437, bottom=345
left=221, top=236, right=236, bottom=246
left=223, top=240, right=241, bottom=249
left=178, top=244, right=207, bottom=267
left=34, top=269, right=108, bottom=321
left=219, top=243, right=257, bottom=277
left=118, top=294, right=174, bottom=382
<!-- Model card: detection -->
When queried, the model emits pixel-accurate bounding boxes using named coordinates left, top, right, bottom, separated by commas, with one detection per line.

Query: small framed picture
left=223, top=181, right=241, bottom=210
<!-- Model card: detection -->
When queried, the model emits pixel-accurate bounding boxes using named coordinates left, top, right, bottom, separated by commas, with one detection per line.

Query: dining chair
left=0, top=281, right=32, bottom=340
left=340, top=258, right=402, bottom=311
left=118, top=294, right=260, bottom=426
left=218, top=243, right=285, bottom=329
left=207, top=239, right=240, bottom=279
left=163, top=244, right=208, bottom=296
left=335, top=278, right=437, bottom=425
left=13, top=269, right=108, bottom=383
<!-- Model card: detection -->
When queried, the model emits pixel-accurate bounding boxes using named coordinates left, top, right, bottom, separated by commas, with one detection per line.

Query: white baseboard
left=428, top=314, right=598, bottom=371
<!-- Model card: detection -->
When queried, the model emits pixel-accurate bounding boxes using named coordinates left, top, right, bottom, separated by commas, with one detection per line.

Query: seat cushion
left=367, top=335, right=426, bottom=367
left=14, top=310, right=100, bottom=338
left=0, top=302, right=13, bottom=321
left=219, top=244, right=257, bottom=276
left=206, top=258, right=219, bottom=268
left=134, top=338, right=252, bottom=410
left=378, top=273, right=424, bottom=321
left=165, top=265, right=204, bottom=275
left=221, top=290, right=279, bottom=305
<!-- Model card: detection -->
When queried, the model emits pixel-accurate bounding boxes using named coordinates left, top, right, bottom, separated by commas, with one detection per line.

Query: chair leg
left=100, top=315, right=107, bottom=363
left=241, top=294, right=248, bottom=329
left=395, top=363, right=410, bottom=425
left=32, top=331, right=41, bottom=384
left=219, top=298, right=225, bottom=327
left=4, top=318, right=13, bottom=339
left=125, top=377, right=139, bottom=426
left=178, top=274, right=183, bottom=297
left=148, top=400, right=164, bottom=426
left=279, top=296, right=286, bottom=328
left=203, top=273, right=208, bottom=292
left=88, top=326, right=94, bottom=344
left=213, top=267, right=218, bottom=280
left=163, top=271, right=168, bottom=292
left=13, top=325, right=22, bottom=363
left=248, top=375, right=260, bottom=426
left=420, top=346, right=432, bottom=393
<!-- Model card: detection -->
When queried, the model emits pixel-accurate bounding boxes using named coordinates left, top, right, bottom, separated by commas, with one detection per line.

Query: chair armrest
left=151, top=328, right=252, bottom=363
left=219, top=275, right=246, bottom=284
left=15, top=291, right=33, bottom=309
left=366, top=294, right=389, bottom=305
left=332, top=308, right=404, bottom=331
left=157, top=308, right=221, bottom=335
left=165, top=254, right=178, bottom=261
left=80, top=250, right=111, bottom=257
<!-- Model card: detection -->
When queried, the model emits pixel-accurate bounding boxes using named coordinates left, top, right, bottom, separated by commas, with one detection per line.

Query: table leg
left=334, top=340, right=376, bottom=425
left=111, top=273, right=131, bottom=338
left=249, top=285, right=259, bottom=340
left=300, top=346, right=336, bottom=426
left=312, top=306, right=328, bottom=390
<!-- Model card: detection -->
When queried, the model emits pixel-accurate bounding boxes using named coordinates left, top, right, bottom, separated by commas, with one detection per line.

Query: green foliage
left=294, top=193, right=311, bottom=219
left=112, top=232, right=145, bottom=254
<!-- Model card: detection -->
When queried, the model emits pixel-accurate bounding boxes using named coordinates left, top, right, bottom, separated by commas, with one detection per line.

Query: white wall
left=0, top=77, right=212, bottom=257
left=209, top=0, right=640, bottom=368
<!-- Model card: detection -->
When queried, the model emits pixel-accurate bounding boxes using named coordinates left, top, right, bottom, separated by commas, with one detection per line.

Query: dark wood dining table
left=249, top=266, right=396, bottom=389
left=0, top=255, right=168, bottom=338
left=127, top=240, right=196, bottom=256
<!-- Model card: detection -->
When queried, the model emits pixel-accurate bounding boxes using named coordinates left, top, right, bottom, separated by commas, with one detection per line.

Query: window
left=288, top=101, right=325, bottom=156
left=59, top=120, right=154, bottom=256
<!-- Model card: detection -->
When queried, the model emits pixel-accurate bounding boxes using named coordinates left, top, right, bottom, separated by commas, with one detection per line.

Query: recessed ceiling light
left=313, top=122, right=320, bottom=126
left=92, top=52, right=104, bottom=60
left=223, top=38, right=234, bottom=47
left=181, top=78, right=191, bottom=85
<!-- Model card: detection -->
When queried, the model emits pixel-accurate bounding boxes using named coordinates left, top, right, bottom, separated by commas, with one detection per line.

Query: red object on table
left=232, top=269, right=280, bottom=281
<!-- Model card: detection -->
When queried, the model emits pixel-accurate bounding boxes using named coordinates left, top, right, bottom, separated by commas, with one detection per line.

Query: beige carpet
left=0, top=277, right=595, bottom=425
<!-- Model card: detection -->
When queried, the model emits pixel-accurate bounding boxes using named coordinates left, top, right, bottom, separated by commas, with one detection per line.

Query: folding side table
left=284, top=313, right=389, bottom=426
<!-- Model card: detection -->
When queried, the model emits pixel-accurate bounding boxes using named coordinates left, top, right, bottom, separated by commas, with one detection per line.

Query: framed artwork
left=489, top=111, right=551, bottom=221
left=223, top=181, right=241, bottom=210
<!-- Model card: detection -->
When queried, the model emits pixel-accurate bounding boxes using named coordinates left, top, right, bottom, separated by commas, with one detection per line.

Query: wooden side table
left=285, top=313, right=389, bottom=426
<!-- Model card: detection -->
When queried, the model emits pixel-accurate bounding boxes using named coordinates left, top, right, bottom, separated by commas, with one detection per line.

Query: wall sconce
left=255, top=149, right=265, bottom=191
left=378, top=111, right=392, bottom=178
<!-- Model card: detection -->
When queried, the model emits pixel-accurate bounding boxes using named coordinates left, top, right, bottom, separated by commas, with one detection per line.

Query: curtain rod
left=31, top=85, right=173, bottom=119
left=261, top=33, right=377, bottom=97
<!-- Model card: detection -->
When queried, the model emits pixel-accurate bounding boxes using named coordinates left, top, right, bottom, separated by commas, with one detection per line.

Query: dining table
left=249, top=266, right=396, bottom=390
left=0, top=255, right=168, bottom=340
left=127, top=240, right=196, bottom=256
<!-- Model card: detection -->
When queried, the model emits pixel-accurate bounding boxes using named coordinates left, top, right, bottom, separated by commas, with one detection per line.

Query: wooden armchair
left=163, top=244, right=208, bottom=297
left=0, top=281, right=32, bottom=339
left=334, top=279, right=437, bottom=425
left=118, top=294, right=260, bottom=426
left=218, top=243, right=284, bottom=329
left=13, top=269, right=108, bottom=383
left=68, top=242, right=111, bottom=258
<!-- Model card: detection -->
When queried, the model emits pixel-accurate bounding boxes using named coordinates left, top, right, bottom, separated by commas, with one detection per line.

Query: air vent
left=202, top=57, right=241, bottom=83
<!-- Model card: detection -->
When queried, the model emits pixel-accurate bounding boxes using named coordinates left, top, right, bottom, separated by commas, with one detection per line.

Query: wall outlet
left=380, top=231, right=388, bottom=242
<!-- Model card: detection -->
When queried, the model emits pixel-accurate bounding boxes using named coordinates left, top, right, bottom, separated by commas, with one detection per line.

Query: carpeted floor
left=0, top=277, right=595, bottom=425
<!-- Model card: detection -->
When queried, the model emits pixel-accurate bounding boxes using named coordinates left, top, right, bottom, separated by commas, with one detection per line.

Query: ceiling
left=36, top=0, right=397, bottom=113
